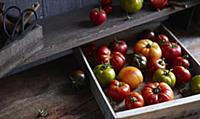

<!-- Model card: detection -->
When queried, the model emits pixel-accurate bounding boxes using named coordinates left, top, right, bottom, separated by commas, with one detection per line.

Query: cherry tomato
left=172, top=56, right=190, bottom=68
left=108, top=80, right=131, bottom=101
left=133, top=39, right=162, bottom=59
left=142, top=82, right=174, bottom=105
left=148, top=58, right=166, bottom=74
left=125, top=92, right=144, bottom=109
left=90, top=8, right=107, bottom=26
left=172, top=66, right=191, bottom=84
left=161, top=42, right=181, bottom=62
left=109, top=39, right=128, bottom=55
left=118, top=66, right=143, bottom=89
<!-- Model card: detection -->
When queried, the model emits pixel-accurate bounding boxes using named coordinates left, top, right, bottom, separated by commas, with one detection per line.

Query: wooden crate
left=77, top=23, right=200, bottom=119
left=0, top=24, right=43, bottom=78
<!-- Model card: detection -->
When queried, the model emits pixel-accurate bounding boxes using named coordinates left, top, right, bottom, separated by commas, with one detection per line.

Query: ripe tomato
left=101, top=0, right=112, bottom=6
left=133, top=39, right=162, bottom=59
left=155, top=34, right=169, bottom=46
left=150, top=0, right=168, bottom=10
left=172, top=66, right=191, bottom=84
left=139, top=30, right=156, bottom=40
left=147, top=58, right=166, bottom=74
left=110, top=52, right=126, bottom=72
left=102, top=5, right=113, bottom=14
left=109, top=39, right=128, bottom=55
left=118, top=66, right=143, bottom=89
left=93, top=64, right=116, bottom=87
left=97, top=45, right=111, bottom=64
left=108, top=80, right=131, bottom=101
left=90, top=8, right=107, bottom=26
left=153, top=69, right=176, bottom=87
left=142, top=82, right=174, bottom=105
left=125, top=92, right=144, bottom=109
left=172, top=56, right=190, bottom=68
left=161, top=42, right=181, bottom=62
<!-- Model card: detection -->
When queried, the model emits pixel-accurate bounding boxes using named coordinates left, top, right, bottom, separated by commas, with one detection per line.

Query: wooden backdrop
left=2, top=0, right=98, bottom=19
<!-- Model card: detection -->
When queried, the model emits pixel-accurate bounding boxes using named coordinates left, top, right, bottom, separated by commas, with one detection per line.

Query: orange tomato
left=118, top=66, right=143, bottom=89
left=133, top=39, right=162, bottom=59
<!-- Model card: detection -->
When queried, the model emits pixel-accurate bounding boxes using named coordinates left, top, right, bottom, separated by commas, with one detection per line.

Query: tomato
left=118, top=66, right=143, bottom=89
left=109, top=39, right=128, bottom=55
left=172, top=66, right=191, bottom=84
left=147, top=58, right=166, bottom=74
left=93, top=64, right=116, bottom=87
left=139, top=30, right=156, bottom=40
left=172, top=56, right=190, bottom=68
left=120, top=0, right=143, bottom=13
left=190, top=75, right=200, bottom=94
left=161, top=42, right=181, bottom=62
left=127, top=53, right=147, bottom=70
left=142, top=82, right=174, bottom=105
left=90, top=8, right=107, bottom=26
left=150, top=0, right=168, bottom=11
left=153, top=69, right=176, bottom=87
left=110, top=52, right=126, bottom=72
left=155, top=34, right=169, bottom=46
left=133, top=39, right=162, bottom=59
left=102, top=5, right=113, bottom=14
left=101, top=0, right=112, bottom=6
left=108, top=80, right=131, bottom=101
left=125, top=92, right=144, bottom=109
left=96, top=45, right=111, bottom=64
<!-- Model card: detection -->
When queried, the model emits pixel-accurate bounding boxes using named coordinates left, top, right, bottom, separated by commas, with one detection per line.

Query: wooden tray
left=76, top=23, right=200, bottom=119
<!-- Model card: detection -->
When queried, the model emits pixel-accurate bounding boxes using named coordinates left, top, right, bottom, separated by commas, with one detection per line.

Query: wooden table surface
left=0, top=23, right=200, bottom=119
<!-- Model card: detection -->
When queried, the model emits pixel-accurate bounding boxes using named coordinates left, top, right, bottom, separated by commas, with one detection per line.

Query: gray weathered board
left=7, top=0, right=200, bottom=77
left=77, top=23, right=200, bottom=119
left=0, top=25, right=43, bottom=78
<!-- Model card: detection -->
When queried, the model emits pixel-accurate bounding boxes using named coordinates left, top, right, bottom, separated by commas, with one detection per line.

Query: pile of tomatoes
left=83, top=30, right=200, bottom=110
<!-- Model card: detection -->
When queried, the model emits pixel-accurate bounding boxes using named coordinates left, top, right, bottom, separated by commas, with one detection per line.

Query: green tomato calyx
left=130, top=97, right=138, bottom=102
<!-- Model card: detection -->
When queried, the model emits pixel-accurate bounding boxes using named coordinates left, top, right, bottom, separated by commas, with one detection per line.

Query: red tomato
left=150, top=0, right=168, bottom=10
left=173, top=56, right=190, bottom=68
left=118, top=66, right=143, bottom=89
left=155, top=34, right=169, bottom=45
left=90, top=8, right=107, bottom=26
left=148, top=58, right=166, bottom=74
left=108, top=80, right=130, bottom=101
left=142, top=82, right=174, bottom=105
left=172, top=66, right=191, bottom=84
left=101, top=0, right=112, bottom=6
left=110, top=52, right=126, bottom=72
left=103, top=5, right=113, bottom=14
left=161, top=42, right=181, bottom=62
left=125, top=92, right=144, bottom=109
left=109, top=39, right=128, bottom=55
left=97, top=45, right=111, bottom=64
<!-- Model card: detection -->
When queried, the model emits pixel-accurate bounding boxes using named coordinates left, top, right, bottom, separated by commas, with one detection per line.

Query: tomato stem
left=130, top=97, right=138, bottom=102
left=146, top=43, right=151, bottom=48
left=153, top=87, right=161, bottom=94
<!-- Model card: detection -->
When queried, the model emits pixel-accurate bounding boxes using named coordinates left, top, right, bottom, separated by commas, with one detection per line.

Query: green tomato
left=153, top=69, right=176, bottom=87
left=93, top=64, right=116, bottom=87
left=190, top=75, right=200, bottom=94
left=120, top=0, right=143, bottom=13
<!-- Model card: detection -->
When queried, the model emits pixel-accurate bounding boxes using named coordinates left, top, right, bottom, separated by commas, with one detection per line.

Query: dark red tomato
left=109, top=39, right=128, bottom=55
left=161, top=42, right=181, bottom=62
left=173, top=56, right=190, bottom=68
left=140, top=30, right=156, bottom=40
left=97, top=45, right=111, bottom=64
left=155, top=34, right=169, bottom=46
left=90, top=8, right=107, bottom=26
left=82, top=42, right=96, bottom=57
left=142, top=82, right=174, bottom=105
left=148, top=58, right=166, bottom=74
left=108, top=80, right=130, bottom=101
left=101, top=0, right=112, bottom=6
left=125, top=91, right=144, bottom=109
left=110, top=52, right=126, bottom=72
left=103, top=5, right=113, bottom=14
left=172, top=66, right=191, bottom=84
left=150, top=0, right=168, bottom=11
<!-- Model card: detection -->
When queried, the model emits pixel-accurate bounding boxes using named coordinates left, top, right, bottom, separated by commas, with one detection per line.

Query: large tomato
left=110, top=52, right=126, bottom=72
left=118, top=66, right=143, bottom=89
left=108, top=80, right=130, bottom=101
left=127, top=53, right=147, bottom=70
left=172, top=66, right=191, bottom=84
left=172, top=56, right=190, bottom=68
left=133, top=39, right=162, bottom=59
left=142, top=82, right=174, bottom=105
left=154, top=34, right=169, bottom=46
left=97, top=45, right=111, bottom=64
left=90, top=8, right=107, bottom=26
left=109, top=39, right=128, bottom=55
left=147, top=58, right=166, bottom=74
left=125, top=91, right=144, bottom=109
left=161, top=42, right=181, bottom=62
left=93, top=64, right=116, bottom=87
